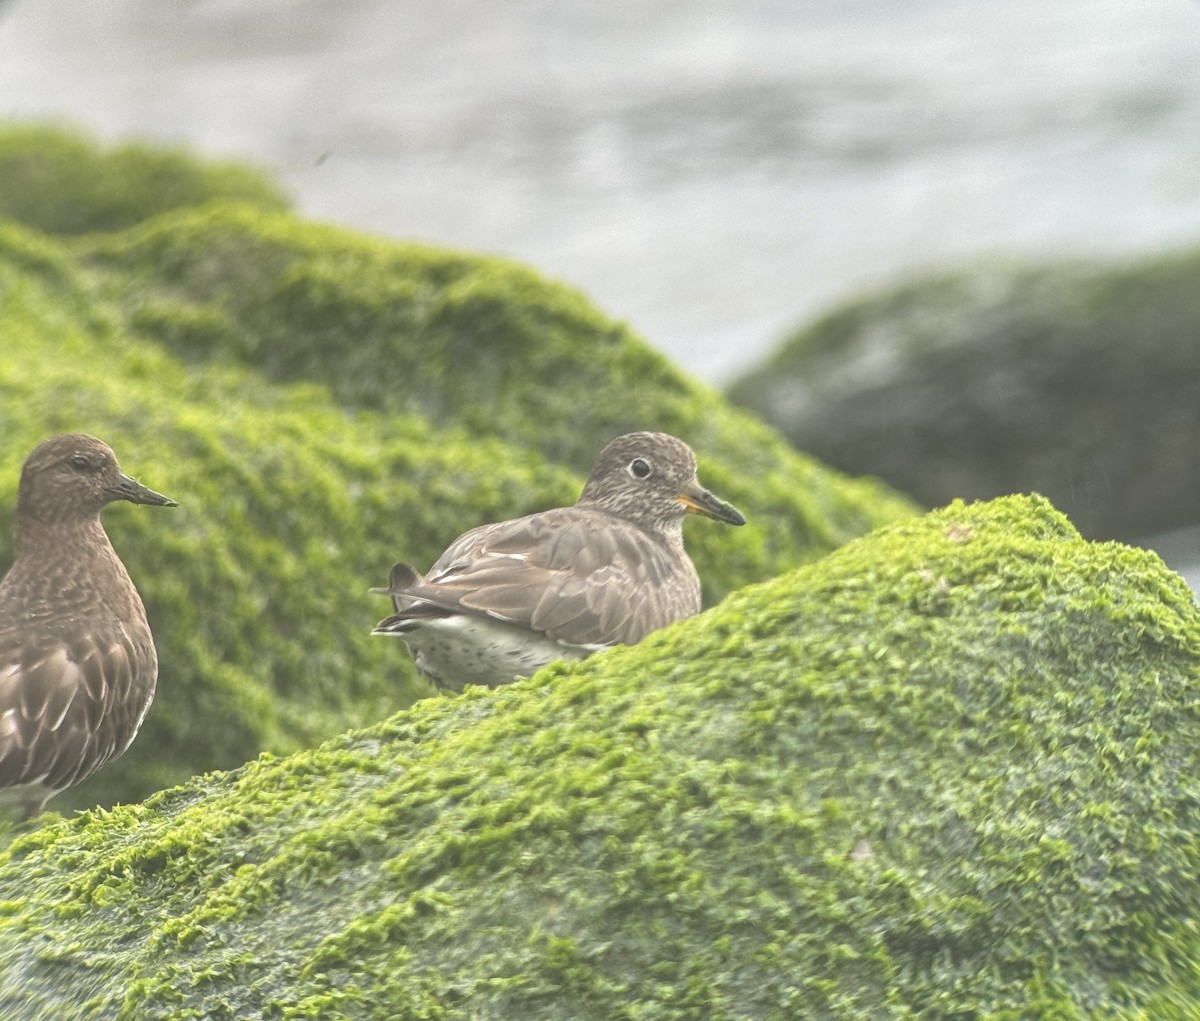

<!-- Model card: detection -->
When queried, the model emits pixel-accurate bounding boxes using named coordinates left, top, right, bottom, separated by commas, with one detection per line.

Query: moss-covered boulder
left=0, top=125, right=912, bottom=813
left=727, top=257, right=1200, bottom=540
left=0, top=122, right=290, bottom=236
left=0, top=494, right=1196, bottom=1019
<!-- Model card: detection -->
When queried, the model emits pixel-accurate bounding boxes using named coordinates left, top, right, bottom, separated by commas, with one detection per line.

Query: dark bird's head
left=576, top=431, right=745, bottom=535
left=16, top=433, right=177, bottom=526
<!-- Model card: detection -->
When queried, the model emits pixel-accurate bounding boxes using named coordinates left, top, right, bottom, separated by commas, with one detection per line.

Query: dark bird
left=373, top=431, right=745, bottom=691
left=0, top=434, right=176, bottom=820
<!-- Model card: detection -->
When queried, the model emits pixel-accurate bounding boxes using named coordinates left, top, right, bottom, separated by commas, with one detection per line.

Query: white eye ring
left=628, top=458, right=651, bottom=479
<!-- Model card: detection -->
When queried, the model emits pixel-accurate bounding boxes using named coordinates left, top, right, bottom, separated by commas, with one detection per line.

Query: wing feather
left=382, top=506, right=701, bottom=648
left=0, top=623, right=156, bottom=796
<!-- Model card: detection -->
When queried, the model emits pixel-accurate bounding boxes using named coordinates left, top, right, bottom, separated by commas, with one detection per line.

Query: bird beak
left=107, top=472, right=178, bottom=507
left=676, top=483, right=745, bottom=526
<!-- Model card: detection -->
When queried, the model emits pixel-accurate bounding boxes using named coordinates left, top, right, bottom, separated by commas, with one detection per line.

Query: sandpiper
left=0, top=434, right=176, bottom=819
left=373, top=431, right=744, bottom=691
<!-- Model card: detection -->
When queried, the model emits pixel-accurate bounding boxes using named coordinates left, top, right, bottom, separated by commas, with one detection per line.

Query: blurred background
left=2, top=0, right=1199, bottom=581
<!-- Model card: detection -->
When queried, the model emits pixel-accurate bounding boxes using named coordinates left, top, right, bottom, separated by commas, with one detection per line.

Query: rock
left=0, top=126, right=912, bottom=812
left=0, top=495, right=1196, bottom=1018
left=728, top=257, right=1200, bottom=540
left=0, top=123, right=289, bottom=236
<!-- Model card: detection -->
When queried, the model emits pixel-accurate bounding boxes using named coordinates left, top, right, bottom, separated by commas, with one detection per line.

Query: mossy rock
left=0, top=123, right=290, bottom=236
left=0, top=494, right=1197, bottom=1019
left=0, top=129, right=912, bottom=813
left=73, top=200, right=910, bottom=571
left=0, top=219, right=586, bottom=809
left=727, top=256, right=1200, bottom=540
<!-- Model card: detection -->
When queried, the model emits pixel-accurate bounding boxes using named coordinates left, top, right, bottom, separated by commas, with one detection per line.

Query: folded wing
left=379, top=507, right=700, bottom=648
left=0, top=622, right=156, bottom=797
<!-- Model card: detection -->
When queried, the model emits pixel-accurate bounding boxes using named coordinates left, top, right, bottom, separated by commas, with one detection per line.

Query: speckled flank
left=399, top=614, right=595, bottom=689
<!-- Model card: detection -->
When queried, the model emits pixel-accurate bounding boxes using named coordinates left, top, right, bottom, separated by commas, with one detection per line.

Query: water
left=1, top=0, right=1199, bottom=384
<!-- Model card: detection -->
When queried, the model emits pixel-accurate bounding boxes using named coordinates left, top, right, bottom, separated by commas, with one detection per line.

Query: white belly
left=387, top=614, right=601, bottom=692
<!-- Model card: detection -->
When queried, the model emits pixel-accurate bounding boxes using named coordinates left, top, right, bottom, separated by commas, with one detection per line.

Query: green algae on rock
left=0, top=129, right=913, bottom=814
left=0, top=281, right=583, bottom=811
left=72, top=200, right=915, bottom=583
left=0, top=123, right=289, bottom=236
left=68, top=185, right=911, bottom=555
left=1, top=495, right=1198, bottom=1019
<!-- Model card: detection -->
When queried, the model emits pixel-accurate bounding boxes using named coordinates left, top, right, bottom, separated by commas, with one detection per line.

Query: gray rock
left=728, top=253, right=1200, bottom=540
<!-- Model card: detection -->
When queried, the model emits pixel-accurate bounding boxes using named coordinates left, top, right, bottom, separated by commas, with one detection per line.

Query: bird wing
left=381, top=508, right=699, bottom=647
left=0, top=621, right=155, bottom=796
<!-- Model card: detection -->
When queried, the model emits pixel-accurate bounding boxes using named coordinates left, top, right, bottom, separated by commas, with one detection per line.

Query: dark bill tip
left=676, top=486, right=746, bottom=527
left=109, top=473, right=178, bottom=508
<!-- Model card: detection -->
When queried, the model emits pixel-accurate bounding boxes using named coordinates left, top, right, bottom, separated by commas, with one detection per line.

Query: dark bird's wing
left=378, top=508, right=700, bottom=647
left=0, top=621, right=156, bottom=804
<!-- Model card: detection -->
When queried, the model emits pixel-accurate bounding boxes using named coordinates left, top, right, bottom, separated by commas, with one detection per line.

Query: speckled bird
left=373, top=431, right=745, bottom=691
left=0, top=434, right=176, bottom=820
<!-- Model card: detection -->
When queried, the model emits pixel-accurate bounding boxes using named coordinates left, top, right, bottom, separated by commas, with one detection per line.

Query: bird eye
left=628, top=458, right=651, bottom=479
left=69, top=454, right=92, bottom=472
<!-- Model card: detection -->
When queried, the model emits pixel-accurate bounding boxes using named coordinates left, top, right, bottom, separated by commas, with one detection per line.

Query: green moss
left=0, top=123, right=289, bottom=236
left=72, top=201, right=915, bottom=586
left=0, top=222, right=584, bottom=809
left=0, top=131, right=911, bottom=813
left=0, top=495, right=1196, bottom=1018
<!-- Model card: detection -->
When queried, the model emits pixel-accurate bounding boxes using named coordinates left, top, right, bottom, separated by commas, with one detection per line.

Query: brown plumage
left=373, top=432, right=744, bottom=691
left=0, top=434, right=176, bottom=820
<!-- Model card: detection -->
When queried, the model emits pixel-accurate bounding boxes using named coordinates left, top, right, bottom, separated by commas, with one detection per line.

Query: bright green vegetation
left=0, top=122, right=290, bottom=236
left=1, top=495, right=1197, bottom=1018
left=0, top=124, right=913, bottom=813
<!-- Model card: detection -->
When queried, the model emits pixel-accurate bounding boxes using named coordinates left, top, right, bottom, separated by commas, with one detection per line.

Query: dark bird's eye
left=69, top=454, right=92, bottom=472
left=628, top=458, right=651, bottom=479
